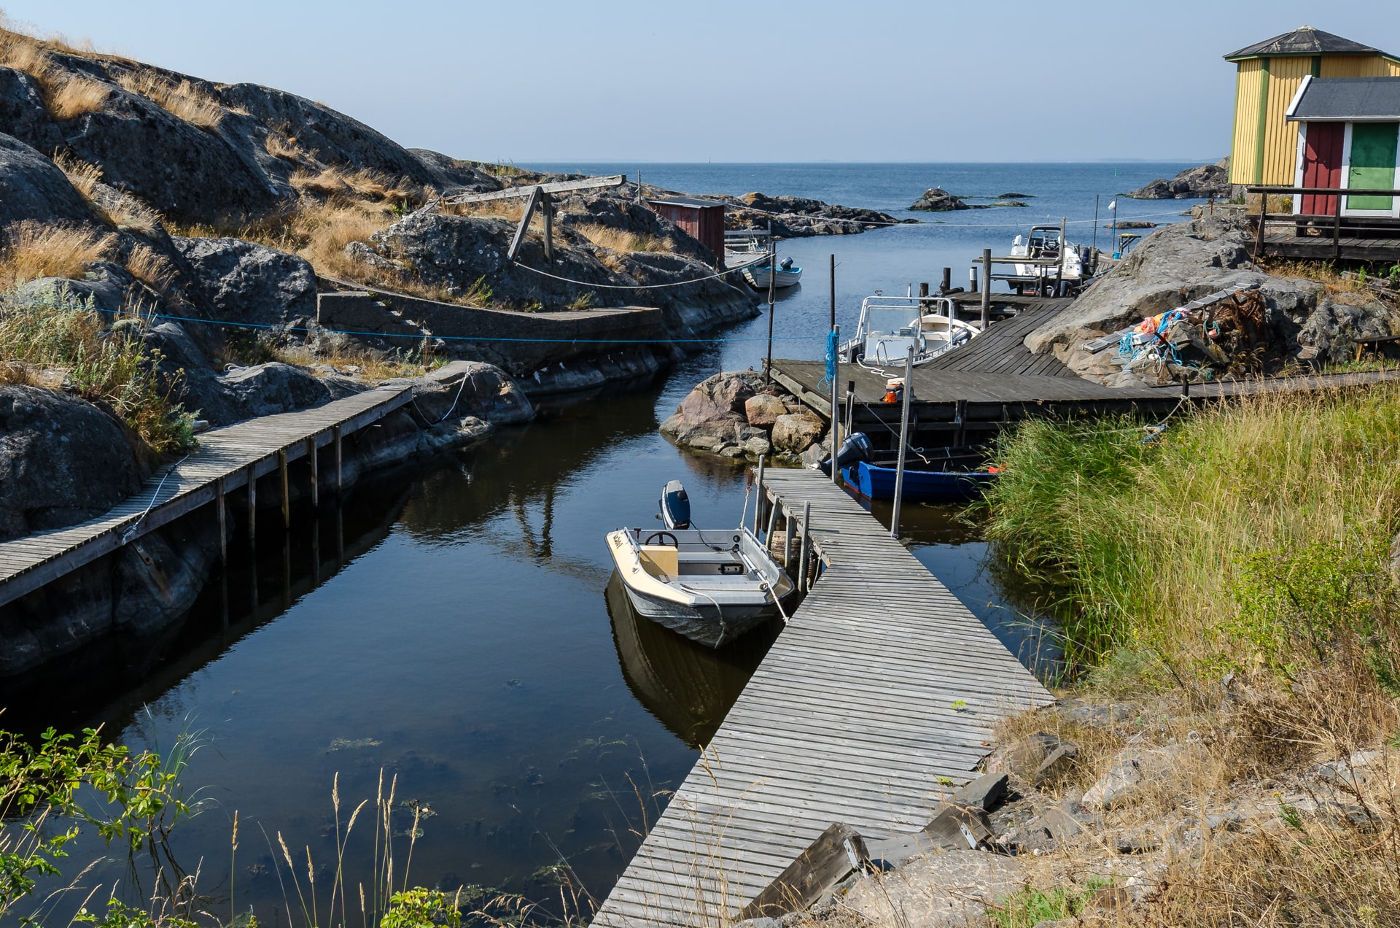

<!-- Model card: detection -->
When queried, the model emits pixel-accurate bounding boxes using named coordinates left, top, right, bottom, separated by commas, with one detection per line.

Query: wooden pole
left=753, top=455, right=766, bottom=536
left=830, top=324, right=841, bottom=485
left=765, top=225, right=776, bottom=382
left=278, top=449, right=290, bottom=530
left=979, top=248, right=992, bottom=330
left=941, top=267, right=951, bottom=294
left=828, top=254, right=836, bottom=331
left=1056, top=217, right=1066, bottom=297
left=766, top=497, right=781, bottom=544
left=216, top=477, right=227, bottom=565
left=307, top=437, right=319, bottom=509
left=333, top=425, right=343, bottom=495
left=541, top=192, right=554, bottom=263
left=890, top=346, right=915, bottom=540
left=246, top=465, right=257, bottom=550
left=782, top=507, right=793, bottom=569
left=797, top=501, right=811, bottom=592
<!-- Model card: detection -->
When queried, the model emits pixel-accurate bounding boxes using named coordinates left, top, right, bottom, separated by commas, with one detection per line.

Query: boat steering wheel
left=644, top=531, right=679, bottom=547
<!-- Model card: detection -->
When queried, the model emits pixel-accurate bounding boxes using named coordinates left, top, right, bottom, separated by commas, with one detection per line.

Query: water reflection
left=604, top=573, right=775, bottom=749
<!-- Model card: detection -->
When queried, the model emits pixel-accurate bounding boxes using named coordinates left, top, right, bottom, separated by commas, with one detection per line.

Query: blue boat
left=841, top=459, right=997, bottom=503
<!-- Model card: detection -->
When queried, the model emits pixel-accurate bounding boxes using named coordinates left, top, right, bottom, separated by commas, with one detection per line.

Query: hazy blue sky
left=5, top=1, right=1397, bottom=162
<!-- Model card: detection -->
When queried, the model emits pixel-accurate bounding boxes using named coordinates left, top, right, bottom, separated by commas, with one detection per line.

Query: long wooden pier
left=0, top=386, right=412, bottom=609
left=592, top=469, right=1053, bottom=927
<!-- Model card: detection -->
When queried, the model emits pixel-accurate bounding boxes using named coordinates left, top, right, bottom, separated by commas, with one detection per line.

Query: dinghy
left=606, top=481, right=794, bottom=648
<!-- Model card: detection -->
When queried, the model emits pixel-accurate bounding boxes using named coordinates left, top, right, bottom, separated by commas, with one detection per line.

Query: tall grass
left=0, top=284, right=194, bottom=452
left=53, top=153, right=165, bottom=234
left=115, top=71, right=227, bottom=130
left=985, top=385, right=1400, bottom=679
left=0, top=27, right=110, bottom=120
left=0, top=220, right=115, bottom=288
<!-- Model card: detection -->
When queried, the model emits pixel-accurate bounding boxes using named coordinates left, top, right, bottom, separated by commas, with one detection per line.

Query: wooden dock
left=0, top=386, right=412, bottom=609
left=591, top=469, right=1053, bottom=927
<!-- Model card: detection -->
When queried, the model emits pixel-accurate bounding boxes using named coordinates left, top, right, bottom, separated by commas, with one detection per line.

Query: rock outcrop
left=1025, top=214, right=1400, bottom=384
left=661, top=371, right=825, bottom=463
left=173, top=237, right=319, bottom=329
left=724, top=192, right=906, bottom=236
left=1125, top=158, right=1231, bottom=200
left=910, top=188, right=971, bottom=212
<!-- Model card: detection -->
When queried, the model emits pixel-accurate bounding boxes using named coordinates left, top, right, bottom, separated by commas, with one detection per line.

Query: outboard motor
left=817, top=432, right=872, bottom=476
left=780, top=256, right=794, bottom=270
left=659, top=479, right=691, bottom=530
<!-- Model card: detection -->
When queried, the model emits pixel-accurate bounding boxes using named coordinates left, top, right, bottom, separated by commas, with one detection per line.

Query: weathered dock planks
left=591, top=469, right=1053, bottom=927
left=0, top=386, right=412, bottom=608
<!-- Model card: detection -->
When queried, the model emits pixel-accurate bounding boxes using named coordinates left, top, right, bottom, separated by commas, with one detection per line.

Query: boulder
left=408, top=149, right=503, bottom=193
left=1082, top=742, right=1194, bottom=811
left=1125, top=158, right=1231, bottom=200
left=675, top=371, right=762, bottom=425
left=744, top=393, right=787, bottom=428
left=0, top=132, right=102, bottom=226
left=909, top=188, right=970, bottom=212
left=841, top=850, right=1027, bottom=928
left=771, top=411, right=824, bottom=453
left=215, top=362, right=355, bottom=419
left=0, top=386, right=153, bottom=540
left=174, top=237, right=318, bottom=328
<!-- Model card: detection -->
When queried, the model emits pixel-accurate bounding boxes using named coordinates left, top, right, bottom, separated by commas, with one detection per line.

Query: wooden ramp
left=592, top=469, right=1053, bottom=927
left=0, top=386, right=412, bottom=608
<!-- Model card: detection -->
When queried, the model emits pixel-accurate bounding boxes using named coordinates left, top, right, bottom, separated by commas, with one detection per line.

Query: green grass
left=0, top=284, right=195, bottom=453
left=983, top=385, right=1400, bottom=681
left=989, top=884, right=1102, bottom=928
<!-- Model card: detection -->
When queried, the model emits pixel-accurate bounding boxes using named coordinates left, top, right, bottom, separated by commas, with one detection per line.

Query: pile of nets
left=1117, top=290, right=1270, bottom=384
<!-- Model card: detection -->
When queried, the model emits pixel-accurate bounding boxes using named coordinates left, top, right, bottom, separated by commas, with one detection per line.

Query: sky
left=4, top=1, right=1397, bottom=163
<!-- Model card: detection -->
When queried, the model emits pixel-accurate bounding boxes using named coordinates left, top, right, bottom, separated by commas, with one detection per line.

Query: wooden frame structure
left=436, top=174, right=626, bottom=262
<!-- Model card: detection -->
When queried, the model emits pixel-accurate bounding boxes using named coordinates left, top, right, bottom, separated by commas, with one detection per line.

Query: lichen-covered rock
left=771, top=411, right=824, bottom=453
left=216, top=362, right=359, bottom=419
left=0, top=132, right=102, bottom=226
left=174, top=237, right=318, bottom=328
left=0, top=386, right=154, bottom=540
left=744, top=393, right=787, bottom=428
left=841, top=849, right=1028, bottom=927
left=1125, top=158, right=1231, bottom=200
left=726, top=192, right=907, bottom=236
left=910, top=188, right=970, bottom=212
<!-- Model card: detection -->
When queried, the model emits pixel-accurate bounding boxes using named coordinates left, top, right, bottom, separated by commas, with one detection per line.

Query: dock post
left=980, top=249, right=992, bottom=330
left=969, top=264, right=978, bottom=294
left=278, top=449, right=290, bottom=530
left=216, top=477, right=227, bottom=565
left=830, top=324, right=841, bottom=486
left=333, top=425, right=343, bottom=495
left=307, top=437, right=319, bottom=509
left=245, top=465, right=257, bottom=550
left=765, top=224, right=776, bottom=382
left=766, top=498, right=781, bottom=545
left=754, top=456, right=766, bottom=536
left=1056, top=217, right=1067, bottom=296
left=782, top=506, right=793, bottom=569
left=941, top=267, right=951, bottom=294
left=798, top=501, right=812, bottom=592
left=890, top=346, right=915, bottom=540
left=918, top=281, right=929, bottom=308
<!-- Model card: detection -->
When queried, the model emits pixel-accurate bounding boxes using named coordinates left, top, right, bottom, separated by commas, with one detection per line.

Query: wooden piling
left=980, top=249, right=992, bottom=330
left=941, top=266, right=951, bottom=293
left=307, top=437, right=319, bottom=509
left=797, top=501, right=811, bottom=592
left=278, top=449, right=290, bottom=530
left=782, top=508, right=793, bottom=569
left=216, top=477, right=227, bottom=564
left=753, top=456, right=766, bottom=536
left=333, top=424, right=344, bottom=494
left=245, top=465, right=257, bottom=549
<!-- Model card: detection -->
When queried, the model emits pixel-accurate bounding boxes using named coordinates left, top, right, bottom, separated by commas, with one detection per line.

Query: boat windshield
left=864, top=305, right=920, bottom=335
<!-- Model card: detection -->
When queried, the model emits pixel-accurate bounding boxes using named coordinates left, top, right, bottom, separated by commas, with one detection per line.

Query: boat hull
left=744, top=267, right=802, bottom=289
left=843, top=461, right=997, bottom=503
left=619, top=583, right=777, bottom=649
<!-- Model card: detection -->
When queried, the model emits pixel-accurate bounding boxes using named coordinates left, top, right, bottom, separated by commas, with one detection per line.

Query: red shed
left=645, top=196, right=727, bottom=265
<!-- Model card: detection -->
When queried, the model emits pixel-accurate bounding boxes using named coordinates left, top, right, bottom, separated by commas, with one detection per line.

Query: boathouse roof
left=1225, top=26, right=1386, bottom=61
left=645, top=196, right=725, bottom=209
left=1287, top=76, right=1400, bottom=121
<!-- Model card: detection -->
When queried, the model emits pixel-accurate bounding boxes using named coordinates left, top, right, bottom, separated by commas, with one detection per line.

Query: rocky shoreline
left=659, top=371, right=829, bottom=465
left=1123, top=158, right=1231, bottom=200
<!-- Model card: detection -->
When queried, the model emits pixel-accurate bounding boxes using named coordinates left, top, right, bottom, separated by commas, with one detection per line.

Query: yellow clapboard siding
left=1231, top=60, right=1262, bottom=185
left=1262, top=56, right=1312, bottom=185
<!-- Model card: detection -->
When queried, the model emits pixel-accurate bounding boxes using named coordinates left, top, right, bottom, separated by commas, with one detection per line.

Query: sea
left=4, top=163, right=1205, bottom=923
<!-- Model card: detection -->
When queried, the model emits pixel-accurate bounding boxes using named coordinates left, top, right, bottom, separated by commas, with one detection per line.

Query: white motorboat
left=1008, top=225, right=1097, bottom=296
left=725, top=230, right=802, bottom=289
left=840, top=295, right=979, bottom=370
left=605, top=481, right=794, bottom=648
left=743, top=256, right=802, bottom=289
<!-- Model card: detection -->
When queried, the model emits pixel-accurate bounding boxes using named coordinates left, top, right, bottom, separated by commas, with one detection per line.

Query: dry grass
left=264, top=131, right=302, bottom=162
left=274, top=343, right=436, bottom=381
left=124, top=243, right=174, bottom=293
left=575, top=222, right=669, bottom=255
left=0, top=27, right=109, bottom=119
left=116, top=70, right=226, bottom=130
left=0, top=220, right=114, bottom=288
left=290, top=165, right=420, bottom=204
left=52, top=152, right=164, bottom=234
left=1262, top=258, right=1375, bottom=297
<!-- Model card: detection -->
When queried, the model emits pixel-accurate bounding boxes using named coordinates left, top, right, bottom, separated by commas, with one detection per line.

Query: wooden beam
left=443, top=174, right=624, bottom=206
left=507, top=186, right=543, bottom=263
left=541, top=192, right=554, bottom=263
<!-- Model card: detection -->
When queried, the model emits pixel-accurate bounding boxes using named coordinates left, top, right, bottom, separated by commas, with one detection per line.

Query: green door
left=1346, top=122, right=1398, bottom=211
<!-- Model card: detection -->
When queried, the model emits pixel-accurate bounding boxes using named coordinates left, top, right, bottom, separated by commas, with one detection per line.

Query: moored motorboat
left=819, top=432, right=998, bottom=503
left=1008, top=224, right=1097, bottom=296
left=841, top=295, right=979, bottom=370
left=605, top=482, right=795, bottom=648
left=743, top=256, right=802, bottom=289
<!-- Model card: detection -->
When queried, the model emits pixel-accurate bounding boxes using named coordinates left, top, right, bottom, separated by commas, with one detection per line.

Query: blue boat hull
left=842, top=461, right=996, bottom=503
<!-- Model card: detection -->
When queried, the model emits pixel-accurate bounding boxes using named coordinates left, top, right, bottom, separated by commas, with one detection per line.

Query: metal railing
left=1246, top=185, right=1400, bottom=260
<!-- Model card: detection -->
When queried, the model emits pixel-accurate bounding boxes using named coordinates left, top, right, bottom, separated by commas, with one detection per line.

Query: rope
left=410, top=364, right=474, bottom=426
left=723, top=205, right=1197, bottom=231
left=120, top=453, right=192, bottom=543
left=509, top=253, right=769, bottom=289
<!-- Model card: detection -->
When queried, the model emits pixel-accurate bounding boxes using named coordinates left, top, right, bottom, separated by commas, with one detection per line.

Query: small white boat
left=841, top=294, right=979, bottom=370
left=605, top=481, right=794, bottom=648
left=1008, top=225, right=1097, bottom=296
left=743, top=256, right=802, bottom=290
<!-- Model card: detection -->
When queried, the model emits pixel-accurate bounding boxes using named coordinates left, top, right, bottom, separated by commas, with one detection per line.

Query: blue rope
left=821, top=328, right=838, bottom=386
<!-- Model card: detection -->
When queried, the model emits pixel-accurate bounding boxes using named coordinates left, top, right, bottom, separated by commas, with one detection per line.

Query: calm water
left=5, top=163, right=1193, bottom=922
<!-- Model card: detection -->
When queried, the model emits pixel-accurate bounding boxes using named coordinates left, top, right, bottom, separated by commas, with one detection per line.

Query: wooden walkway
left=1260, top=230, right=1400, bottom=263
left=592, top=469, right=1053, bottom=927
left=0, top=387, right=412, bottom=609
left=925, top=300, right=1078, bottom=379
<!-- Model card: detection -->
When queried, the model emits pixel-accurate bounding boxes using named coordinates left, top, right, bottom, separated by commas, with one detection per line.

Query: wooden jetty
left=592, top=469, right=1053, bottom=927
left=0, top=386, right=412, bottom=609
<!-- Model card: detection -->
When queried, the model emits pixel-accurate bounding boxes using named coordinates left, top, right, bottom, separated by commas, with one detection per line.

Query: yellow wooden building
left=1227, top=25, right=1400, bottom=186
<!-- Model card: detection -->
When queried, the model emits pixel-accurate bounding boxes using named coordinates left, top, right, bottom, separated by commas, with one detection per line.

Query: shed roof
left=646, top=196, right=725, bottom=210
left=1224, top=25, right=1385, bottom=61
left=1288, top=76, right=1400, bottom=120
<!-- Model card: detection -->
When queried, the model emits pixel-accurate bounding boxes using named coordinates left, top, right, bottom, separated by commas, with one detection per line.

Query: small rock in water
left=327, top=737, right=382, bottom=752
left=909, top=187, right=970, bottom=212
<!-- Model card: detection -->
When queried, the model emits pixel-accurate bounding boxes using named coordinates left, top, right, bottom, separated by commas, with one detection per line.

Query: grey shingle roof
left=1225, top=26, right=1384, bottom=61
left=1290, top=77, right=1400, bottom=120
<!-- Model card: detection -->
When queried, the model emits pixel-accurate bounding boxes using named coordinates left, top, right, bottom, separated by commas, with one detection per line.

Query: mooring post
left=941, top=266, right=951, bottom=294
left=1056, top=217, right=1067, bottom=296
left=782, top=506, right=793, bottom=569
left=830, top=324, right=841, bottom=485
left=798, top=500, right=812, bottom=592
left=753, top=455, right=766, bottom=536
left=918, top=282, right=929, bottom=308
left=845, top=379, right=856, bottom=437
left=216, top=477, right=227, bottom=565
left=278, top=449, right=290, bottom=530
left=307, top=437, right=319, bottom=509
left=969, top=264, right=978, bottom=294
left=890, top=346, right=915, bottom=540
left=333, top=425, right=343, bottom=495
left=980, top=248, right=992, bottom=330
left=766, top=497, right=781, bottom=546
left=765, top=224, right=776, bottom=382
left=245, top=465, right=257, bottom=550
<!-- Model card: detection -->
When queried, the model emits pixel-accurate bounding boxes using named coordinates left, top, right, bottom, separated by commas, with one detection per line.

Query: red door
left=1300, top=122, right=1345, bottom=216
